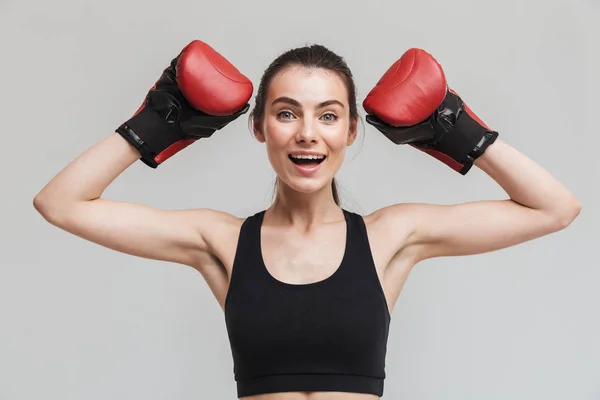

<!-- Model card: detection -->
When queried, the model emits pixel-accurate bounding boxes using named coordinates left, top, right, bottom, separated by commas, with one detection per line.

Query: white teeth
left=290, top=154, right=325, bottom=160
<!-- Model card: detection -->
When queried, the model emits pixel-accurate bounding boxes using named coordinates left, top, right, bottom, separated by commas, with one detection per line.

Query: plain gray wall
left=1, top=0, right=598, bottom=399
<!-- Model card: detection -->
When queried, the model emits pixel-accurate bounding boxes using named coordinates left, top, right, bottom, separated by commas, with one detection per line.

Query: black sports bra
left=224, top=209, right=391, bottom=397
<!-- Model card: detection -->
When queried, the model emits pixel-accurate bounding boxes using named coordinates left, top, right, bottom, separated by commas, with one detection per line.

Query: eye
left=320, top=113, right=338, bottom=122
left=276, top=111, right=295, bottom=120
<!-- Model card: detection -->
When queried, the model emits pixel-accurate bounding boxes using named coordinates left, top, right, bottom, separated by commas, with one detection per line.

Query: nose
left=295, top=119, right=318, bottom=143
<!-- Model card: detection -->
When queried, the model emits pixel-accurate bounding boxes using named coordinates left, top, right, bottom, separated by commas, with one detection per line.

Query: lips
left=288, top=154, right=326, bottom=176
left=288, top=154, right=326, bottom=165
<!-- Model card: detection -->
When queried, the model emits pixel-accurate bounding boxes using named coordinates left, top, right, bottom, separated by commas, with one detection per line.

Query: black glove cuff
left=427, top=94, right=499, bottom=174
left=116, top=105, right=177, bottom=168
left=468, top=130, right=499, bottom=160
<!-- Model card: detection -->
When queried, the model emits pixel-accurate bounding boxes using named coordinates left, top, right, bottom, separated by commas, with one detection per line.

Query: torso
left=190, top=209, right=416, bottom=400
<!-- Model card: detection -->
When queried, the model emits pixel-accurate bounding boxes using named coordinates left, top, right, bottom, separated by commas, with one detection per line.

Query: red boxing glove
left=363, top=48, right=498, bottom=175
left=177, top=40, right=253, bottom=116
left=117, top=40, right=253, bottom=168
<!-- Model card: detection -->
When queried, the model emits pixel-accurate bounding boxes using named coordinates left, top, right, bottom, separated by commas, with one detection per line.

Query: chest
left=260, top=222, right=347, bottom=285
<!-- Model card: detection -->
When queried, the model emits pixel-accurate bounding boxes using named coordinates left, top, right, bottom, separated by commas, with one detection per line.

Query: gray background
left=1, top=0, right=598, bottom=399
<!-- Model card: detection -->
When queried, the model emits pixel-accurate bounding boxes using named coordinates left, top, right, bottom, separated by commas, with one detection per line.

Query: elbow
left=33, top=193, right=49, bottom=217
left=552, top=196, right=582, bottom=231
left=33, top=193, right=67, bottom=226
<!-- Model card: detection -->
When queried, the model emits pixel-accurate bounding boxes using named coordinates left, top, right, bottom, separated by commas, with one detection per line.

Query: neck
left=267, top=180, right=342, bottom=228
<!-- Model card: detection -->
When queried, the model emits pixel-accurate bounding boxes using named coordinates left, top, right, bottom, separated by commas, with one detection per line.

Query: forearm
left=474, top=139, right=581, bottom=223
left=34, top=133, right=140, bottom=214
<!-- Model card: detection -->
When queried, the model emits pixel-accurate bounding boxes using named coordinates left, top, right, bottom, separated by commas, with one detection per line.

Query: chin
left=282, top=176, right=332, bottom=195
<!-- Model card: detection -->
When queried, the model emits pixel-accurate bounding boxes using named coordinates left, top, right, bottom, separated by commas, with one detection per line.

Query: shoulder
left=187, top=208, right=247, bottom=239
left=362, top=203, right=424, bottom=235
left=187, top=208, right=263, bottom=258
left=173, top=208, right=255, bottom=272
left=360, top=203, right=437, bottom=265
left=363, top=202, right=448, bottom=233
left=165, top=208, right=243, bottom=258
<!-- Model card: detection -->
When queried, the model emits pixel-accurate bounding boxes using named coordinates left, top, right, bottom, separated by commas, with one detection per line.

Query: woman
left=33, top=40, right=581, bottom=400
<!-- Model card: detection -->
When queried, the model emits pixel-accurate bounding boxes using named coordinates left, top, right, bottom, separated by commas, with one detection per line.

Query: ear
left=253, top=118, right=266, bottom=143
left=347, top=116, right=358, bottom=146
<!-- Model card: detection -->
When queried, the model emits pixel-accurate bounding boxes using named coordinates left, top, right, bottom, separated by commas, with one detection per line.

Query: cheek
left=322, top=125, right=351, bottom=151
left=264, top=119, right=295, bottom=147
left=263, top=121, right=294, bottom=167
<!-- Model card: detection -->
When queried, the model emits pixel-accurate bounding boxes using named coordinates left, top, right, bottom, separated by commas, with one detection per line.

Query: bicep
left=45, top=199, right=225, bottom=266
left=407, top=200, right=564, bottom=260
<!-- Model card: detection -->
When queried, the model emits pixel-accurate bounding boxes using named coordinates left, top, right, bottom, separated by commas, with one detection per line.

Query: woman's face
left=254, top=66, right=357, bottom=196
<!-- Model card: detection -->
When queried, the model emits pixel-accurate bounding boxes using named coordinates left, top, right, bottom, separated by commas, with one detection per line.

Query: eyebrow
left=271, top=96, right=345, bottom=109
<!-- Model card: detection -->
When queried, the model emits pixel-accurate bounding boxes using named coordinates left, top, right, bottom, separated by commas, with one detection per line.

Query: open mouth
left=288, top=154, right=327, bottom=167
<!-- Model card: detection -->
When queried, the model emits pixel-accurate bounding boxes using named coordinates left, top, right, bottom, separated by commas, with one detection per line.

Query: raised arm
left=33, top=133, right=235, bottom=266
left=363, top=48, right=581, bottom=265
left=377, top=139, right=580, bottom=261
left=33, top=40, right=253, bottom=267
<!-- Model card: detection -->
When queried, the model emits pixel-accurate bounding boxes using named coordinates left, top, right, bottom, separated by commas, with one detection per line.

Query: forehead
left=267, top=66, right=348, bottom=104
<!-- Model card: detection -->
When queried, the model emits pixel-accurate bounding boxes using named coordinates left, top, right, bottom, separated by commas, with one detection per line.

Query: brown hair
left=249, top=44, right=359, bottom=206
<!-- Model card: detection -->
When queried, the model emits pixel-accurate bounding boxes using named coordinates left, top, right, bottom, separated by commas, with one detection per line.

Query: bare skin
left=33, top=66, right=581, bottom=400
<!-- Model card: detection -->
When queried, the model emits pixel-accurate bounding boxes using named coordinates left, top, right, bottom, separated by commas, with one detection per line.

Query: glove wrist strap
left=421, top=95, right=499, bottom=175
left=116, top=105, right=179, bottom=168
